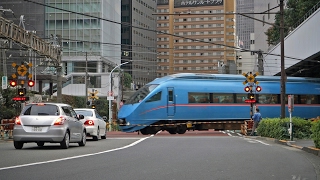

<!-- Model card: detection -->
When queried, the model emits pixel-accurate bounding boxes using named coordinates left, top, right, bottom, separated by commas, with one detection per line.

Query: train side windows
left=213, top=94, right=232, bottom=103
left=168, top=90, right=174, bottom=102
left=236, top=94, right=246, bottom=103
left=301, top=95, right=316, bottom=104
left=189, top=92, right=209, bottom=103
left=146, top=91, right=162, bottom=103
left=188, top=94, right=196, bottom=103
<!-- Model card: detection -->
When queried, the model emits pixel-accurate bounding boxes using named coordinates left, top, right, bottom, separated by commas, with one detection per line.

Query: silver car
left=13, top=103, right=86, bottom=149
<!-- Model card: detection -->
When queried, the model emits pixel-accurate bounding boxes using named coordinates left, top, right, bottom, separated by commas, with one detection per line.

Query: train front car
left=117, top=83, right=163, bottom=134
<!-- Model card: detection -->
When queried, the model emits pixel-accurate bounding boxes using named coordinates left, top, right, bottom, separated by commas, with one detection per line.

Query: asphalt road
left=0, top=130, right=319, bottom=180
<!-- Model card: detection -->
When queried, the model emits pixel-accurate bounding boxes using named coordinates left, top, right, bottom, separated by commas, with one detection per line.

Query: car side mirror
left=77, top=114, right=84, bottom=120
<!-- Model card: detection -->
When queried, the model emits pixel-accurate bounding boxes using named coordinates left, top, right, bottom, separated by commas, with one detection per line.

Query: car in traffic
left=13, top=103, right=87, bottom=149
left=74, top=108, right=107, bottom=141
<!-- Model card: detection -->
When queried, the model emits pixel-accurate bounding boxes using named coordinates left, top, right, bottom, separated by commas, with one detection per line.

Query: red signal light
left=10, top=80, right=17, bottom=87
left=256, top=86, right=262, bottom=92
left=28, top=80, right=35, bottom=87
left=244, top=86, right=250, bottom=92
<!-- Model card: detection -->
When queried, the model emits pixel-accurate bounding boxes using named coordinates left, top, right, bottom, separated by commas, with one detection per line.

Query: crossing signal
left=256, top=86, right=262, bottom=92
left=248, top=93, right=255, bottom=100
left=9, top=80, right=17, bottom=87
left=244, top=86, right=250, bottom=92
left=28, top=80, right=35, bottom=87
left=18, top=88, right=26, bottom=96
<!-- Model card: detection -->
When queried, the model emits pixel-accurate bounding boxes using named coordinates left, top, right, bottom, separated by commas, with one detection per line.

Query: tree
left=122, top=72, right=132, bottom=90
left=265, top=0, right=320, bottom=45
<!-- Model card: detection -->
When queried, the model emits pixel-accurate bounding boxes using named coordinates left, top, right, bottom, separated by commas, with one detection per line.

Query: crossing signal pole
left=243, top=72, right=261, bottom=118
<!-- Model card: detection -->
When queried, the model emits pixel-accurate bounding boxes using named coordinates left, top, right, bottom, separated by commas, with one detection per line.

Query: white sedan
left=74, top=108, right=107, bottom=141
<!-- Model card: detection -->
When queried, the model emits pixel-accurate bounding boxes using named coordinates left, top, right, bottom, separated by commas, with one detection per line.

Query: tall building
left=235, top=0, right=278, bottom=75
left=156, top=0, right=237, bottom=76
left=1, top=0, right=122, bottom=98
left=121, top=0, right=158, bottom=88
left=236, top=0, right=254, bottom=50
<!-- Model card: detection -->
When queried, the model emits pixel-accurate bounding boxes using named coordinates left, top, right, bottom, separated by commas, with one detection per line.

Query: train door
left=167, top=87, right=175, bottom=116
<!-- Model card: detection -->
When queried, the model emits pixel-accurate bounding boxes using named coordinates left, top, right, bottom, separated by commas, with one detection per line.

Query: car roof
left=27, top=103, right=71, bottom=107
left=74, top=108, right=95, bottom=111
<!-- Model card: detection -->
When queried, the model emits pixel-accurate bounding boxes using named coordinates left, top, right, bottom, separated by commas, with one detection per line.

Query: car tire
left=37, top=142, right=45, bottom=147
left=14, top=141, right=24, bottom=149
left=101, top=131, right=106, bottom=139
left=93, top=128, right=99, bottom=141
left=60, top=132, right=70, bottom=149
left=78, top=131, right=86, bottom=146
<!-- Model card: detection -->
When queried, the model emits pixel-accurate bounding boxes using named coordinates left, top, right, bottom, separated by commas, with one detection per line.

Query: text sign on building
left=157, top=0, right=224, bottom=7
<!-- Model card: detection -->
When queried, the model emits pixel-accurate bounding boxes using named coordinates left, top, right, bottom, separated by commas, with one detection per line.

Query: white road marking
left=0, top=135, right=153, bottom=171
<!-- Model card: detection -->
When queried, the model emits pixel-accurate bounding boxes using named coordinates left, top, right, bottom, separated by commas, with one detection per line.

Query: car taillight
left=54, top=116, right=66, bottom=125
left=84, top=120, right=94, bottom=126
left=15, top=116, right=21, bottom=125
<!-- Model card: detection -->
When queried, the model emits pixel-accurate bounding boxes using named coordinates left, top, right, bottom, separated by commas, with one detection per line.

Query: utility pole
left=85, top=52, right=88, bottom=108
left=280, top=0, right=286, bottom=118
left=257, top=50, right=264, bottom=75
left=168, top=0, right=174, bottom=74
left=108, top=62, right=129, bottom=131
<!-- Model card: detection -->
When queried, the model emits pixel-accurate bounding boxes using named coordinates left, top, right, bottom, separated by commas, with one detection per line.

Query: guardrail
left=0, top=119, right=15, bottom=140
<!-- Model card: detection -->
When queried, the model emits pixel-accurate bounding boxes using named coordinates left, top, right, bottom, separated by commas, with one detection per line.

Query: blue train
left=117, top=73, right=320, bottom=134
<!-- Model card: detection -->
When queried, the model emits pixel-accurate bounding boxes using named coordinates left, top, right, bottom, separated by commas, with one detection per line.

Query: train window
left=168, top=90, right=174, bottom=101
left=125, top=84, right=159, bottom=104
left=189, top=93, right=209, bottom=103
left=236, top=94, right=246, bottom=103
left=212, top=94, right=233, bottom=103
left=258, top=94, right=278, bottom=104
left=300, top=95, right=318, bottom=104
left=146, top=91, right=162, bottom=102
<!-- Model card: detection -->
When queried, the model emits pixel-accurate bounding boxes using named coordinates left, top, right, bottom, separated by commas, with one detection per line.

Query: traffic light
left=248, top=93, right=255, bottom=100
left=256, top=86, right=262, bottom=92
left=91, top=104, right=96, bottom=109
left=18, top=88, right=26, bottom=96
left=9, top=80, right=17, bottom=87
left=28, top=80, right=35, bottom=87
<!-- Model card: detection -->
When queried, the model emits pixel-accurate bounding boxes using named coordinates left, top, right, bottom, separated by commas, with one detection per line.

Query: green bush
left=257, top=117, right=312, bottom=140
left=311, top=121, right=320, bottom=148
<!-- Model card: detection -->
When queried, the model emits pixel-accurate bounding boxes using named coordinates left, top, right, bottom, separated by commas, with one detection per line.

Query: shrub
left=311, top=121, right=320, bottom=148
left=257, top=117, right=312, bottom=140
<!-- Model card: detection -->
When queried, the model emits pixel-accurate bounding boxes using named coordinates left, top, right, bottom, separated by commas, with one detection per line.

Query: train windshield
left=125, top=84, right=159, bottom=104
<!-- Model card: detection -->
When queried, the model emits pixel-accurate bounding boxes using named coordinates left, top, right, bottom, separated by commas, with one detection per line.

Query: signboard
left=157, top=0, right=224, bottom=7
left=288, top=95, right=294, bottom=112
left=12, top=96, right=29, bottom=101
left=107, top=96, right=114, bottom=101
left=2, top=76, right=7, bottom=89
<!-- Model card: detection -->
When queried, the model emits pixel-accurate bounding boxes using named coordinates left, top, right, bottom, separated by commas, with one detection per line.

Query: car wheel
left=78, top=131, right=86, bottom=146
left=14, top=141, right=24, bottom=149
left=60, top=132, right=70, bottom=149
left=93, top=128, right=99, bottom=141
left=101, top=131, right=107, bottom=139
left=37, top=142, right=45, bottom=147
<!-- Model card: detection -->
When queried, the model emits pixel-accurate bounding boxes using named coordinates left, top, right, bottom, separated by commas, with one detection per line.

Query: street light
left=108, top=61, right=130, bottom=131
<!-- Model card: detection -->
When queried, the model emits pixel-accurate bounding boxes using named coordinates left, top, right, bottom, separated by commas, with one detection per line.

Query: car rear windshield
left=75, top=110, right=93, bottom=117
left=22, top=104, right=59, bottom=116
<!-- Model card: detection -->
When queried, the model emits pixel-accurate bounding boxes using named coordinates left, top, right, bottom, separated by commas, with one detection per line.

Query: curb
left=252, top=136, right=320, bottom=157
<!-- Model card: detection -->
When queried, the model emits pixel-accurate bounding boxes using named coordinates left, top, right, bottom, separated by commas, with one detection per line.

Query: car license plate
left=32, top=127, right=42, bottom=132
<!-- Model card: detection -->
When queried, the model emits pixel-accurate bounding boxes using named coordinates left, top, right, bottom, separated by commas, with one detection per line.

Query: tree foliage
left=266, top=0, right=320, bottom=45
left=122, top=72, right=132, bottom=90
